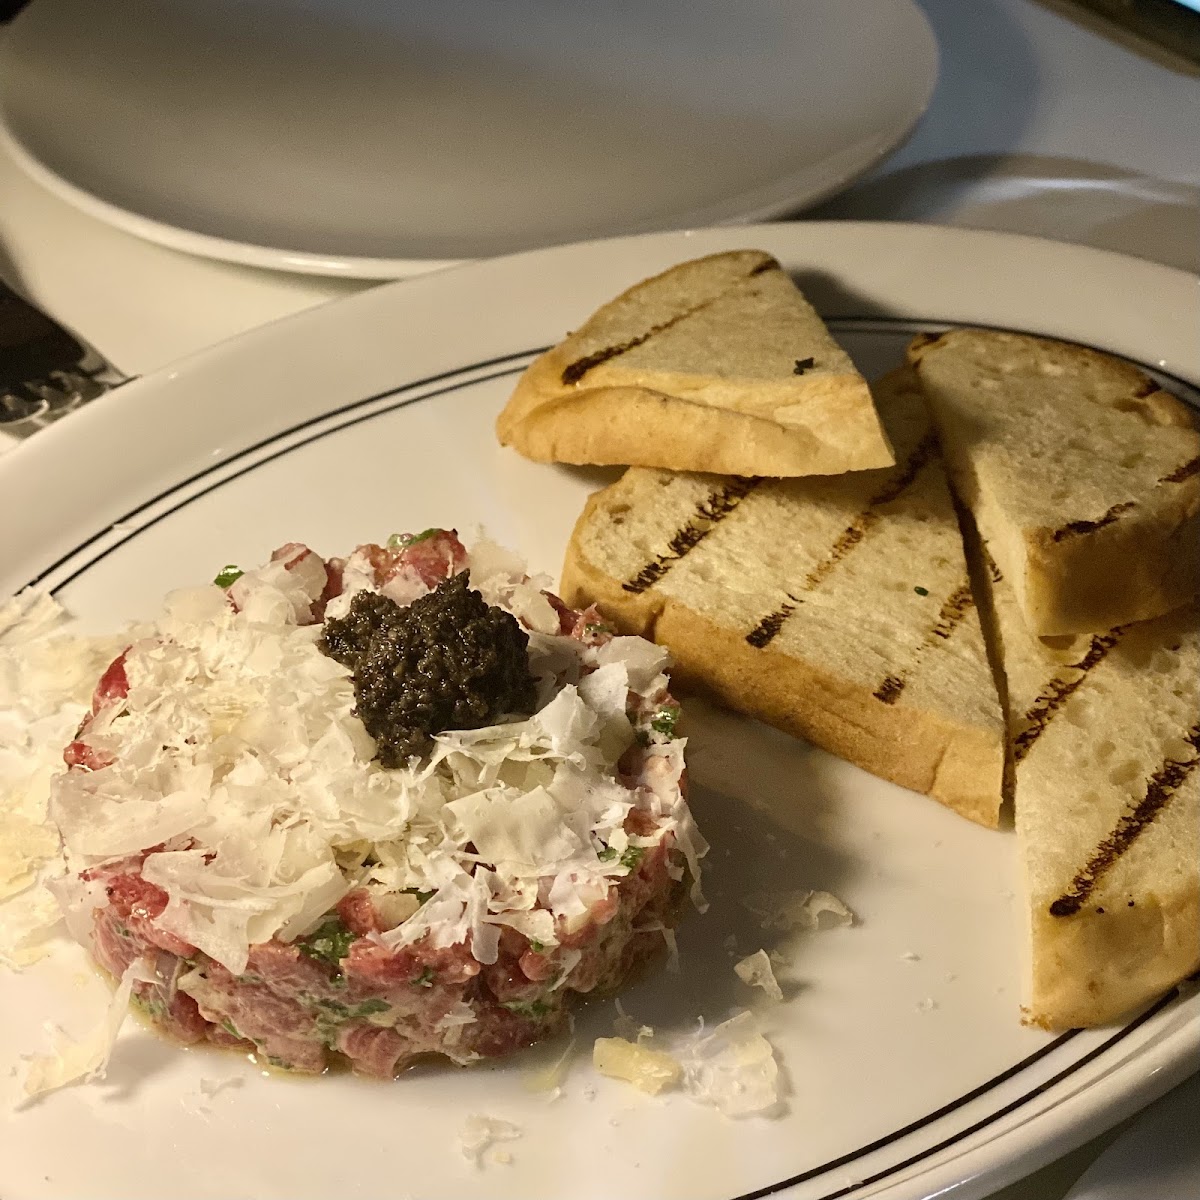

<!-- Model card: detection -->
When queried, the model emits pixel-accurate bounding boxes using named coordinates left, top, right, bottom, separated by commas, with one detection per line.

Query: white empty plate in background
left=0, top=0, right=937, bottom=277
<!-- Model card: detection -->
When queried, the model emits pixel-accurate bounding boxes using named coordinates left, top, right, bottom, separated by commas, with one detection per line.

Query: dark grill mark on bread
left=623, top=478, right=761, bottom=594
left=806, top=526, right=866, bottom=590
left=1012, top=631, right=1124, bottom=764
left=745, top=434, right=938, bottom=648
left=746, top=602, right=796, bottom=648
left=1049, top=725, right=1200, bottom=917
left=1050, top=502, right=1136, bottom=543
left=561, top=322, right=679, bottom=385
left=805, top=432, right=938, bottom=592
left=868, top=582, right=976, bottom=703
left=1160, top=456, right=1200, bottom=485
left=560, top=261, right=776, bottom=385
left=931, top=583, right=975, bottom=640
left=870, top=432, right=939, bottom=507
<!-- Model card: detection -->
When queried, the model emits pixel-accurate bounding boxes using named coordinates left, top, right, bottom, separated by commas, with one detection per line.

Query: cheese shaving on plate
left=595, top=1006, right=783, bottom=1118
left=20, top=959, right=144, bottom=1100
left=0, top=593, right=123, bottom=965
left=458, top=1113, right=522, bottom=1167
left=677, top=1011, right=782, bottom=1118
left=743, top=888, right=855, bottom=932
left=734, top=950, right=784, bottom=1001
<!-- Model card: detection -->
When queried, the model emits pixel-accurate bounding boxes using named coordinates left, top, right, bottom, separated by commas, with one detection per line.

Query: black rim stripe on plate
left=741, top=985, right=1185, bottom=1200
left=26, top=347, right=549, bottom=594
left=17, top=320, right=1198, bottom=1200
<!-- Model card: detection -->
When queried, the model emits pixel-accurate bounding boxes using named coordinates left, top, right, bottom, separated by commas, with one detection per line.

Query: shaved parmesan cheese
left=577, top=662, right=630, bottom=720
left=0, top=589, right=64, bottom=645
left=804, top=891, right=855, bottom=928
left=593, top=1037, right=681, bottom=1095
left=0, top=886, right=62, bottom=968
left=678, top=1011, right=781, bottom=1118
left=0, top=816, right=59, bottom=901
left=593, top=637, right=670, bottom=691
left=446, top=786, right=583, bottom=873
left=743, top=888, right=855, bottom=932
left=20, top=960, right=141, bottom=1100
left=458, top=1114, right=522, bottom=1167
left=0, top=598, right=125, bottom=973
left=734, top=950, right=784, bottom=1001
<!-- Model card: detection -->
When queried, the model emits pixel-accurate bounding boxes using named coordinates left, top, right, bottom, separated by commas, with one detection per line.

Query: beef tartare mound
left=49, top=531, right=705, bottom=1078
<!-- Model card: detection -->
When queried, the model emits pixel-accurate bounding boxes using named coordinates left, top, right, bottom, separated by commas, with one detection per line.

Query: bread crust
left=1022, top=491, right=1200, bottom=633
left=502, top=385, right=893, bottom=477
left=1027, top=882, right=1200, bottom=1030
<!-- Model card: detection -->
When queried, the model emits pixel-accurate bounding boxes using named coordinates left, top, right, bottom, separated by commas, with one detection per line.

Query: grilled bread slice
left=560, top=367, right=1006, bottom=827
left=976, top=553, right=1200, bottom=1029
left=908, top=329, right=1200, bottom=636
left=497, top=250, right=895, bottom=478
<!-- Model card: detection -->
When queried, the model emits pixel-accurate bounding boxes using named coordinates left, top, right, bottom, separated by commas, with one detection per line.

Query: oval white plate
left=0, top=224, right=1197, bottom=1200
left=0, top=0, right=936, bottom=278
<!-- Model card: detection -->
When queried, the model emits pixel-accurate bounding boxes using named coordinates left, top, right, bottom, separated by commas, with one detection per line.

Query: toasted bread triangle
left=497, top=250, right=894, bottom=477
left=908, top=329, right=1200, bottom=634
left=970, top=547, right=1200, bottom=1029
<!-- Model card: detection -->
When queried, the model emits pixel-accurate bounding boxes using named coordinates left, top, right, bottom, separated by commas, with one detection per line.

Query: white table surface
left=0, top=1, right=1197, bottom=1196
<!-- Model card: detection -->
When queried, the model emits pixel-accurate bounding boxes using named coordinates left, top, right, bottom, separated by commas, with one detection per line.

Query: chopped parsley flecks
left=528, top=939, right=546, bottom=954
left=502, top=999, right=552, bottom=1019
left=313, top=997, right=391, bottom=1019
left=213, top=565, right=244, bottom=589
left=619, top=846, right=645, bottom=871
left=387, top=528, right=439, bottom=549
left=414, top=966, right=436, bottom=987
left=600, top=844, right=645, bottom=869
left=296, top=915, right=357, bottom=970
left=650, top=705, right=681, bottom=737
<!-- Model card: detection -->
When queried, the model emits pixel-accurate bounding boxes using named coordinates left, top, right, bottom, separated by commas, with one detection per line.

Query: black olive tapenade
left=319, top=573, right=537, bottom=767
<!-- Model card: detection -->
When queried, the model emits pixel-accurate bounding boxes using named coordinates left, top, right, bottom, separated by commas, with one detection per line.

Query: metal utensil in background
left=0, top=278, right=129, bottom=440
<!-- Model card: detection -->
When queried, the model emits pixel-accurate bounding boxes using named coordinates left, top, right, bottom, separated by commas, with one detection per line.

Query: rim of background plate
left=0, top=1, right=936, bottom=282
